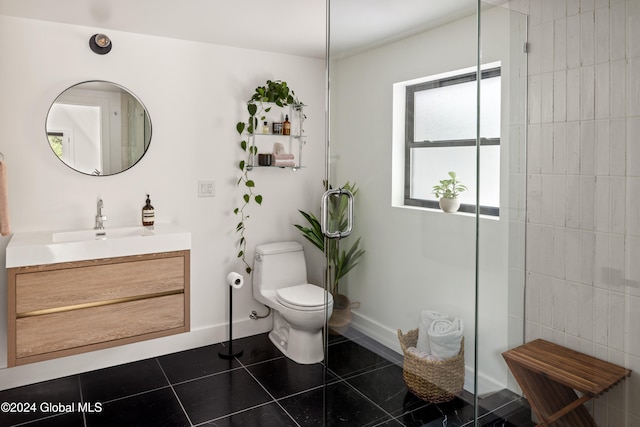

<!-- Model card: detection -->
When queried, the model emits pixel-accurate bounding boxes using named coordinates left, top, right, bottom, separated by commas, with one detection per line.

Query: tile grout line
left=78, top=375, right=87, bottom=427
left=329, top=360, right=395, bottom=382
left=5, top=376, right=86, bottom=427
left=235, top=354, right=303, bottom=427
left=84, top=383, right=173, bottom=406
left=191, top=401, right=280, bottom=427
left=154, top=357, right=195, bottom=427
left=337, top=376, right=401, bottom=426
left=10, top=413, right=69, bottom=427
left=325, top=355, right=402, bottom=426
left=168, top=364, right=246, bottom=388
left=464, top=396, right=528, bottom=426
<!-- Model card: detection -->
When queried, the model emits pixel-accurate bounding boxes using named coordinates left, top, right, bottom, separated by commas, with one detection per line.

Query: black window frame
left=404, top=67, right=501, bottom=217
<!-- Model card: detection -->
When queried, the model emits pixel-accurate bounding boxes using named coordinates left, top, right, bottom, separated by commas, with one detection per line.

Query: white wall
left=521, top=0, right=640, bottom=425
left=328, top=7, right=522, bottom=394
left=0, top=15, right=325, bottom=389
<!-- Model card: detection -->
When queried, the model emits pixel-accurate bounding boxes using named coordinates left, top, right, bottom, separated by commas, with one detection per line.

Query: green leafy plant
left=234, top=80, right=301, bottom=273
left=432, top=171, right=467, bottom=199
left=294, top=182, right=365, bottom=295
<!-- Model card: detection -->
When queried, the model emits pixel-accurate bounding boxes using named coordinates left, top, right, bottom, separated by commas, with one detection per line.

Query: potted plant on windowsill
left=294, top=181, right=365, bottom=333
left=432, top=171, right=467, bottom=213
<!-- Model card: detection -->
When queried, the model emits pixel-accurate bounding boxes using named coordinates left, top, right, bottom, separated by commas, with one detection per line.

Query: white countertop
left=6, top=224, right=191, bottom=268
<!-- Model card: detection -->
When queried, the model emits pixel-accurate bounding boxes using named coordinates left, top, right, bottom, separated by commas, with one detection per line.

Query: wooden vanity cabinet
left=7, top=250, right=190, bottom=366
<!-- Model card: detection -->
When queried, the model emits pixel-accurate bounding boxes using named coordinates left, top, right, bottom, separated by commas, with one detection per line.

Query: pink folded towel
left=274, top=160, right=296, bottom=167
left=0, top=160, right=11, bottom=236
left=272, top=153, right=295, bottom=160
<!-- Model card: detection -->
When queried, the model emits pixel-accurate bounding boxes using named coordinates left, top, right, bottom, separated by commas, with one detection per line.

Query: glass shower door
left=325, top=0, right=482, bottom=425
left=324, top=1, right=529, bottom=426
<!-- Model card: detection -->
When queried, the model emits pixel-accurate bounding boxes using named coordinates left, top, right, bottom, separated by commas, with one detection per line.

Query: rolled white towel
left=406, top=346, right=439, bottom=361
left=427, top=317, right=463, bottom=360
left=416, top=310, right=449, bottom=353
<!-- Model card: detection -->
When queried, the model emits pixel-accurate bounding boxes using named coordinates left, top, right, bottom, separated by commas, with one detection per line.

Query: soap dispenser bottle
left=142, top=194, right=155, bottom=226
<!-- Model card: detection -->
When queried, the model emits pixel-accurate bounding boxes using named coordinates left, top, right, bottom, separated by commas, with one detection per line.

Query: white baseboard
left=349, top=309, right=403, bottom=355
left=465, top=366, right=507, bottom=397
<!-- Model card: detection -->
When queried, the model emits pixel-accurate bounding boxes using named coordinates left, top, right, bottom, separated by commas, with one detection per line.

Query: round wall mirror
left=45, top=81, right=152, bottom=176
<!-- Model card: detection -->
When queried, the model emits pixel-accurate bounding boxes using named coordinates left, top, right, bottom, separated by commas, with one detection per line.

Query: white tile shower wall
left=521, top=0, right=640, bottom=424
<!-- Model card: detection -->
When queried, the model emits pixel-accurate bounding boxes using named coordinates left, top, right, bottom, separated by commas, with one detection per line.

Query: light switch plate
left=198, top=180, right=215, bottom=197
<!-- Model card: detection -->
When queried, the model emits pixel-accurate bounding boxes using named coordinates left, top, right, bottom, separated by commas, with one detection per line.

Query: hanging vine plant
left=234, top=80, right=302, bottom=273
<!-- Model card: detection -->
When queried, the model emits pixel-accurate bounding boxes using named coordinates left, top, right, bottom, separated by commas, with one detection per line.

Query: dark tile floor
left=0, top=330, right=533, bottom=426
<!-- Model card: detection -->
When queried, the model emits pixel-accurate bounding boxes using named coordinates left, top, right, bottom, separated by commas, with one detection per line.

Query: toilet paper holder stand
left=219, top=272, right=244, bottom=359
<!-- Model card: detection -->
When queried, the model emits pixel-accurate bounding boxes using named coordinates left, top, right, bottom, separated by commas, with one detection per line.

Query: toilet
left=253, top=241, right=333, bottom=364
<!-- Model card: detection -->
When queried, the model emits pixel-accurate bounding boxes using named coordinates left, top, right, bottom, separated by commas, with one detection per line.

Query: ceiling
left=0, top=0, right=477, bottom=59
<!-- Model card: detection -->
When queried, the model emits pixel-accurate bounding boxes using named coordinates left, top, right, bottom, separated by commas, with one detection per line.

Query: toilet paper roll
left=226, top=272, right=244, bottom=289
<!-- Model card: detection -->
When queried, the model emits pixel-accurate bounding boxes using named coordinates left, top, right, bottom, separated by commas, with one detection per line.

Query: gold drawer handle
left=17, top=289, right=183, bottom=318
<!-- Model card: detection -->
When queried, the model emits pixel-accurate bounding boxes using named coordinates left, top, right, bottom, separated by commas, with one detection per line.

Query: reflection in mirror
left=45, top=81, right=152, bottom=176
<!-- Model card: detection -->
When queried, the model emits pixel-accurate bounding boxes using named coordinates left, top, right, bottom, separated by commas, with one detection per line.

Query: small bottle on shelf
left=142, top=194, right=155, bottom=226
left=262, top=121, right=269, bottom=134
left=283, top=115, right=291, bottom=135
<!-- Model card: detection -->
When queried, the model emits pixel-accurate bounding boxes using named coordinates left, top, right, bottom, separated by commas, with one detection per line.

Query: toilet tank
left=253, top=241, right=308, bottom=292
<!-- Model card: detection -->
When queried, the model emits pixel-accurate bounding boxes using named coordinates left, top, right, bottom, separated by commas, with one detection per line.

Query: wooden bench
left=502, top=339, right=631, bottom=426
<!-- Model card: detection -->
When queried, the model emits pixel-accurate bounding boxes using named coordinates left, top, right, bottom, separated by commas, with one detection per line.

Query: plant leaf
left=293, top=210, right=324, bottom=252
left=243, top=194, right=250, bottom=203
left=246, top=180, right=255, bottom=187
left=239, top=160, right=245, bottom=170
left=236, top=122, right=245, bottom=134
left=255, top=194, right=263, bottom=205
left=248, top=103, right=257, bottom=116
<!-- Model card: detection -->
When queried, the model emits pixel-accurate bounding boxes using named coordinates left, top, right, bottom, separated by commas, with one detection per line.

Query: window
left=404, top=66, right=501, bottom=216
left=47, top=132, right=64, bottom=158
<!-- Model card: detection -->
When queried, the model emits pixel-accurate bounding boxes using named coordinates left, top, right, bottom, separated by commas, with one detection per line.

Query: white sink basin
left=52, top=226, right=155, bottom=243
left=7, top=224, right=191, bottom=268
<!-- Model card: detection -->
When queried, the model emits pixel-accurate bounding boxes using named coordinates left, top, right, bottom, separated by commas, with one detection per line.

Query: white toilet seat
left=276, top=284, right=333, bottom=311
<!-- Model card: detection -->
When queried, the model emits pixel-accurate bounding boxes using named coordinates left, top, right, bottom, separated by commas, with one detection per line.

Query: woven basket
left=397, top=329, right=465, bottom=403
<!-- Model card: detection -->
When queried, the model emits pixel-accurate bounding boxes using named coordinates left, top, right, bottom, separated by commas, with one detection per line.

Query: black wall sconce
left=89, top=34, right=112, bottom=55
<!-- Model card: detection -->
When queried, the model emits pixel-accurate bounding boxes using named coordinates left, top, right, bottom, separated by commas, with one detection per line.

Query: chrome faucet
left=94, top=199, right=106, bottom=230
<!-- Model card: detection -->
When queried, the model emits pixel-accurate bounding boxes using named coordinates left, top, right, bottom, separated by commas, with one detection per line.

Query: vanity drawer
left=16, top=294, right=185, bottom=359
left=7, top=250, right=190, bottom=366
left=15, top=254, right=185, bottom=314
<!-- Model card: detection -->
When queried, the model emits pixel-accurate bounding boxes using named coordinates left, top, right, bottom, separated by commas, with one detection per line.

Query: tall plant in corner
left=294, top=181, right=365, bottom=296
left=234, top=80, right=301, bottom=273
